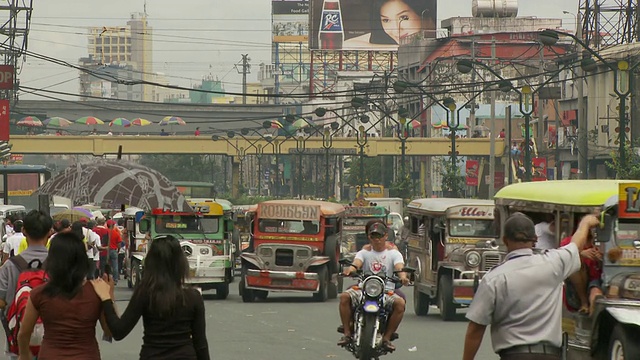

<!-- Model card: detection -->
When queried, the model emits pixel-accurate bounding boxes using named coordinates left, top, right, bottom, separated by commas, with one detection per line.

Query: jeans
left=99, top=254, right=108, bottom=276
left=108, top=249, right=119, bottom=284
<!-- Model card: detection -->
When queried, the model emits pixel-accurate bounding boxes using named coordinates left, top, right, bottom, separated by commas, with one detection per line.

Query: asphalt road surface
left=93, top=280, right=498, bottom=360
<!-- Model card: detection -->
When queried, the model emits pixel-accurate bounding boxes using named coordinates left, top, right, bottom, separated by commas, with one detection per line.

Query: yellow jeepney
left=406, top=198, right=501, bottom=321
left=494, top=180, right=640, bottom=360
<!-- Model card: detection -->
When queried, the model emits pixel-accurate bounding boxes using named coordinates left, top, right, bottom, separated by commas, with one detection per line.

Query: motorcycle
left=338, top=260, right=415, bottom=360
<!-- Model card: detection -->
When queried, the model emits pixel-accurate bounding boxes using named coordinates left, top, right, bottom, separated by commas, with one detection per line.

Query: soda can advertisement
left=309, top=0, right=437, bottom=51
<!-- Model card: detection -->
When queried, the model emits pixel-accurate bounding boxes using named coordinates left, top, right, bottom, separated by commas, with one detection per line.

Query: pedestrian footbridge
left=8, top=135, right=505, bottom=157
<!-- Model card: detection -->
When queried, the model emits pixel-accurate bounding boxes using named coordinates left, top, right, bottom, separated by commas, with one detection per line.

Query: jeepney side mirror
left=596, top=213, right=614, bottom=243
left=139, top=219, right=150, bottom=233
left=403, top=216, right=409, bottom=224
left=434, top=221, right=445, bottom=233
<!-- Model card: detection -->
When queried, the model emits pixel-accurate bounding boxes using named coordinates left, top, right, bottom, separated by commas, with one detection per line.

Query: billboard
left=309, top=0, right=436, bottom=51
left=273, top=0, right=310, bottom=43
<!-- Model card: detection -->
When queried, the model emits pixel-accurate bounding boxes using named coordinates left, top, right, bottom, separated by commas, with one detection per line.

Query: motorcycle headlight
left=466, top=251, right=481, bottom=268
left=363, top=277, right=385, bottom=297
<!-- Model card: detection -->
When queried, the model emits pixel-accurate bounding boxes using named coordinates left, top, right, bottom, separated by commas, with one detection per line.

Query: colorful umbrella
left=271, top=120, right=283, bottom=129
left=109, top=118, right=131, bottom=127
left=131, top=118, right=152, bottom=126
left=17, top=116, right=43, bottom=127
left=405, top=119, right=421, bottom=129
left=292, top=119, right=309, bottom=129
left=431, top=121, right=447, bottom=129
left=44, top=117, right=72, bottom=127
left=159, top=116, right=186, bottom=126
left=76, top=116, right=104, bottom=125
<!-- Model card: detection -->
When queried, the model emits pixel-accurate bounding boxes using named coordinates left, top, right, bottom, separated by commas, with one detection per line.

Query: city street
left=100, top=281, right=497, bottom=360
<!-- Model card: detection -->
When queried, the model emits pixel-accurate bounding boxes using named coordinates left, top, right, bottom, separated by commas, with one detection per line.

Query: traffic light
left=0, top=141, right=12, bottom=159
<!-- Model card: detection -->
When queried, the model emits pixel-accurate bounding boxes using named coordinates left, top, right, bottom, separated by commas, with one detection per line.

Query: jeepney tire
left=216, top=283, right=230, bottom=300
left=324, top=237, right=339, bottom=274
left=240, top=274, right=255, bottom=303
left=413, top=287, right=430, bottom=316
left=131, top=260, right=142, bottom=289
left=438, top=275, right=456, bottom=321
left=312, top=266, right=329, bottom=302
left=255, top=290, right=268, bottom=300
left=608, top=324, right=640, bottom=360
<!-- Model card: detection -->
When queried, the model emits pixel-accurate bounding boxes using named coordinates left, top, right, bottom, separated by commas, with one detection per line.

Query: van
left=0, top=205, right=27, bottom=239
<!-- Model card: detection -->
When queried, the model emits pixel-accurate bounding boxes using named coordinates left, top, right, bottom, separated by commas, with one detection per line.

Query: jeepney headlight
left=259, top=248, right=273, bottom=257
left=363, top=277, right=385, bottom=297
left=200, top=247, right=210, bottom=255
left=466, top=251, right=481, bottom=268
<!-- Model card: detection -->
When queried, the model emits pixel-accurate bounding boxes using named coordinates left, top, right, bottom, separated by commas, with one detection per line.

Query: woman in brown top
left=91, top=235, right=210, bottom=360
left=17, top=232, right=106, bottom=360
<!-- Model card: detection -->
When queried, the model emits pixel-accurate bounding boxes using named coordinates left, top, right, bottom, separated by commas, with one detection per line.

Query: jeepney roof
left=188, top=198, right=232, bottom=210
left=494, top=180, right=636, bottom=210
left=258, top=200, right=345, bottom=216
left=123, top=207, right=144, bottom=216
left=407, top=198, right=494, bottom=213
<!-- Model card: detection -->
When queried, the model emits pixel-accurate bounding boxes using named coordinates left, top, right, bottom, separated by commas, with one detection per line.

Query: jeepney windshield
left=449, top=219, right=497, bottom=238
left=615, top=221, right=640, bottom=247
left=155, top=215, right=202, bottom=233
left=344, top=217, right=378, bottom=227
left=201, top=217, right=220, bottom=233
left=259, top=219, right=320, bottom=235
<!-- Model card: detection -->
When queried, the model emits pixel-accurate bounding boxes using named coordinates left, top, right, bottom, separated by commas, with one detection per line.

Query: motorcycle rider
left=338, top=219, right=409, bottom=351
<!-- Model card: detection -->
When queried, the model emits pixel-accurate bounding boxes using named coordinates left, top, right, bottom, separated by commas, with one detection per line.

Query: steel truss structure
left=0, top=0, right=33, bottom=103
left=580, top=0, right=640, bottom=49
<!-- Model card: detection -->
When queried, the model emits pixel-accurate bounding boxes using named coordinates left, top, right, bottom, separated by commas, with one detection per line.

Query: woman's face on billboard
left=380, top=0, right=422, bottom=44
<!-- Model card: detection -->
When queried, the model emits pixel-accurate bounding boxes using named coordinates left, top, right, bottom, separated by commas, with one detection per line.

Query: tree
left=606, top=141, right=640, bottom=179
left=139, top=154, right=222, bottom=184
left=345, top=156, right=391, bottom=188
left=438, top=157, right=465, bottom=198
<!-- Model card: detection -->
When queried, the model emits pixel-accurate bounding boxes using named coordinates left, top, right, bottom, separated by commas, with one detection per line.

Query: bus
left=173, top=181, right=216, bottom=199
left=0, top=165, right=52, bottom=210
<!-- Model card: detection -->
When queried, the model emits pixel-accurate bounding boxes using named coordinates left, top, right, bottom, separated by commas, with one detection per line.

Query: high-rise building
left=83, top=12, right=153, bottom=101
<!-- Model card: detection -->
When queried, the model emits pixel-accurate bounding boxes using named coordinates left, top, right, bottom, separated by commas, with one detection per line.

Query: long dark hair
left=369, top=0, right=434, bottom=44
left=42, top=232, right=90, bottom=299
left=134, top=235, right=189, bottom=316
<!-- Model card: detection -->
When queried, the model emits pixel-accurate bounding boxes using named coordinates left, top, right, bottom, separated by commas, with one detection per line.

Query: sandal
left=382, top=340, right=396, bottom=351
left=337, top=336, right=352, bottom=346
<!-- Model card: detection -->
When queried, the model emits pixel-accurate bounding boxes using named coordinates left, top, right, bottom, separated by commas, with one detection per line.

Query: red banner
left=532, top=158, right=548, bottom=182
left=494, top=171, right=505, bottom=189
left=0, top=66, right=13, bottom=90
left=466, top=160, right=479, bottom=186
left=0, top=99, right=9, bottom=141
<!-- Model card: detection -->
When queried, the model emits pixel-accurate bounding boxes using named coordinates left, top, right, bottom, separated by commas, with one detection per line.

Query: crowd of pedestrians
left=0, top=210, right=210, bottom=360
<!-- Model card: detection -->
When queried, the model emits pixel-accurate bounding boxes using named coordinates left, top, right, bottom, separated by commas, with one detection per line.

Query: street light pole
left=520, top=85, right=534, bottom=182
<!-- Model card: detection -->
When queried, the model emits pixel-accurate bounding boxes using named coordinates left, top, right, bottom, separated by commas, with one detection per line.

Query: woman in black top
left=91, top=235, right=210, bottom=360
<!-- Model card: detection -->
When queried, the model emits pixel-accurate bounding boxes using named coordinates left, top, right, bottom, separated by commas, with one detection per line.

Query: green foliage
left=606, top=141, right=640, bottom=179
left=438, top=157, right=465, bottom=198
left=230, top=195, right=276, bottom=205
left=389, top=172, right=411, bottom=199
left=139, top=154, right=221, bottom=183
left=345, top=156, right=394, bottom=188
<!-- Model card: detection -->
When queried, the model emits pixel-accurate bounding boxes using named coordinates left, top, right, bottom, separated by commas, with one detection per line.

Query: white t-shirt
left=355, top=248, right=404, bottom=287
left=535, top=222, right=556, bottom=250
left=83, top=227, right=100, bottom=259
left=3, top=233, right=24, bottom=256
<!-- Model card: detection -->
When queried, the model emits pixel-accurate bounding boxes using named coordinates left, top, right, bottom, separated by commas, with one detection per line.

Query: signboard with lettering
left=447, top=205, right=494, bottom=219
left=166, top=223, right=188, bottom=229
left=259, top=203, right=321, bottom=221
left=344, top=206, right=387, bottom=218
left=0, top=66, right=14, bottom=90
left=0, top=99, right=9, bottom=142
left=619, top=183, right=640, bottom=219
left=187, top=201, right=224, bottom=216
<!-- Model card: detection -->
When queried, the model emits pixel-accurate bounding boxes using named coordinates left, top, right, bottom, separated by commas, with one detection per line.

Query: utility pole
left=576, top=11, right=587, bottom=179
left=489, top=37, right=496, bottom=198
left=538, top=45, right=545, bottom=171
left=236, top=54, right=251, bottom=104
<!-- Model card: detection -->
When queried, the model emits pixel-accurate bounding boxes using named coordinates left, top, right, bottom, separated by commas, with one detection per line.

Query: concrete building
left=84, top=13, right=154, bottom=101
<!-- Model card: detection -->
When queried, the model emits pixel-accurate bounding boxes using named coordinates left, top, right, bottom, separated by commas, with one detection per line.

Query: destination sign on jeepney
left=344, top=206, right=387, bottom=218
left=165, top=223, right=188, bottom=229
left=619, top=183, right=640, bottom=219
left=448, top=206, right=494, bottom=219
left=259, top=203, right=321, bottom=221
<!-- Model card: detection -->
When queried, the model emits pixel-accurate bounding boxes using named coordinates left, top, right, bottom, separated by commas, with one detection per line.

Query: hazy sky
left=19, top=0, right=581, bottom=99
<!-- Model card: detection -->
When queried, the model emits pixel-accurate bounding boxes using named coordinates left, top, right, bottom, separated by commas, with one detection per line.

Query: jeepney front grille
left=275, top=249, right=294, bottom=267
left=482, top=252, right=502, bottom=271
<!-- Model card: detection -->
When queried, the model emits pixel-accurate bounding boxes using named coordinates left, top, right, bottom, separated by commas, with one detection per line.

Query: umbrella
left=76, top=116, right=104, bottom=125
left=36, top=160, right=192, bottom=211
left=131, top=118, right=152, bottom=126
left=405, top=119, right=420, bottom=129
left=109, top=118, right=131, bottom=127
left=271, top=120, right=283, bottom=129
left=71, top=207, right=94, bottom=218
left=431, top=121, right=447, bottom=129
left=292, top=119, right=309, bottom=129
left=44, top=117, right=72, bottom=127
left=17, top=116, right=43, bottom=127
left=159, top=116, right=186, bottom=126
left=52, top=209, right=94, bottom=222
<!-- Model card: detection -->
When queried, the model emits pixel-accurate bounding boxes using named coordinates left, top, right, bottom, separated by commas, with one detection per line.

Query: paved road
left=96, top=280, right=498, bottom=360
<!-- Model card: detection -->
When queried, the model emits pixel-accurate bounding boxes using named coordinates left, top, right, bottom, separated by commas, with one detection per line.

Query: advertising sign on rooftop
left=309, top=0, right=436, bottom=51
left=273, top=0, right=310, bottom=43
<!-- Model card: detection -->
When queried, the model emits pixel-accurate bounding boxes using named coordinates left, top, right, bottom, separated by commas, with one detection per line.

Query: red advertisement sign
left=0, top=66, right=14, bottom=90
left=532, top=158, right=548, bottom=182
left=494, top=171, right=505, bottom=189
left=0, top=99, right=9, bottom=141
left=465, top=160, right=479, bottom=186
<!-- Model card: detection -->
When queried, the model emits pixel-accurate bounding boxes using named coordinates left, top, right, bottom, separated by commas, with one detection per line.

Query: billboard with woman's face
left=309, top=0, right=437, bottom=50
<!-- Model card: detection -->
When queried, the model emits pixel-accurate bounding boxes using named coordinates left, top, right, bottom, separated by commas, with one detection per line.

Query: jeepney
left=407, top=198, right=501, bottom=321
left=138, top=207, right=233, bottom=299
left=121, top=207, right=146, bottom=289
left=239, top=200, right=344, bottom=302
left=339, top=204, right=389, bottom=292
left=232, top=205, right=256, bottom=275
left=494, top=180, right=640, bottom=360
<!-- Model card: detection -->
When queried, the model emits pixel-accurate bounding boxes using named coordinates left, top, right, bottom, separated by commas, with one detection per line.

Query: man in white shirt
left=1, top=220, right=24, bottom=264
left=535, top=216, right=556, bottom=250
left=82, top=219, right=101, bottom=279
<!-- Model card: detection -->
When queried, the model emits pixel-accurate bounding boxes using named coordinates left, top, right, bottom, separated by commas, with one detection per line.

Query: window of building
left=104, top=37, right=110, bottom=45
left=120, top=46, right=125, bottom=53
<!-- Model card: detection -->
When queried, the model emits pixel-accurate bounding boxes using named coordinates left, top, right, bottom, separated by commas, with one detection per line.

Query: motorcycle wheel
left=359, top=313, right=378, bottom=360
